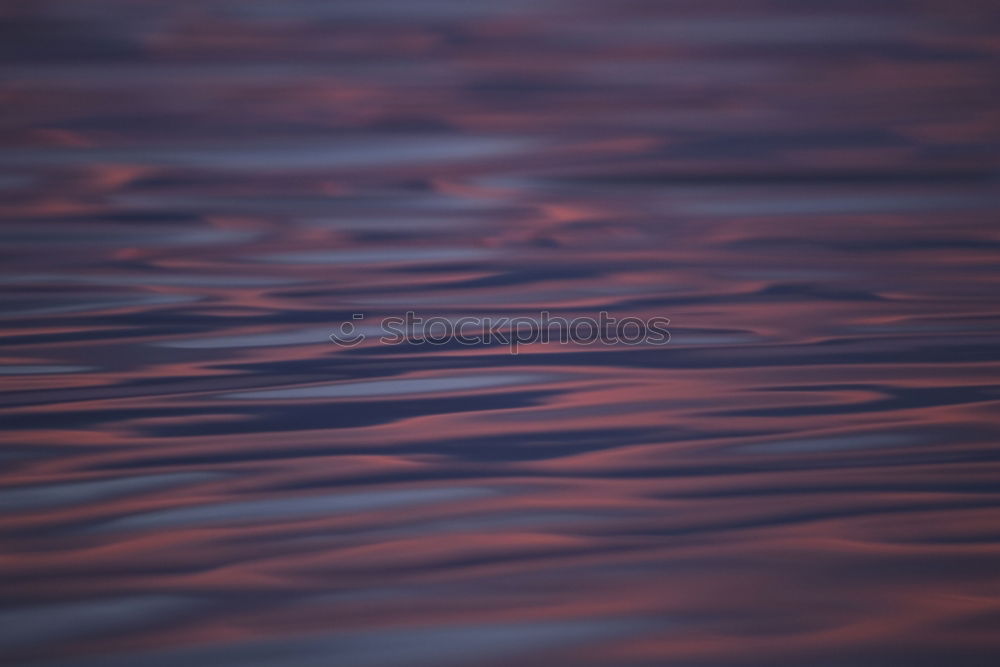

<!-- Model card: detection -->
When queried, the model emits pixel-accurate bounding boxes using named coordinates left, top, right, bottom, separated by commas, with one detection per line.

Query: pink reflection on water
left=2, top=0, right=1000, bottom=665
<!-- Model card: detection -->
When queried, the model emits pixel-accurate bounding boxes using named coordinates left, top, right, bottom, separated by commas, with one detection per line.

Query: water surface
left=2, top=1, right=1000, bottom=665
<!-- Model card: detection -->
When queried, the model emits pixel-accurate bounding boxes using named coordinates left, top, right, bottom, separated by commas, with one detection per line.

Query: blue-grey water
left=2, top=1, right=1000, bottom=665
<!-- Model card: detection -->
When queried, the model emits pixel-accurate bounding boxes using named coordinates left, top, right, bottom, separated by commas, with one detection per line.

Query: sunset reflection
left=2, top=1, right=1000, bottom=666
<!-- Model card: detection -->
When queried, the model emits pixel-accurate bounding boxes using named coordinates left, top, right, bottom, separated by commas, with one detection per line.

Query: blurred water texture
left=2, top=1, right=1000, bottom=665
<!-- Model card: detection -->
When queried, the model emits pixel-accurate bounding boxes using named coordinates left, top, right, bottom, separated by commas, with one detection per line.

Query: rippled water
left=3, top=1, right=1000, bottom=665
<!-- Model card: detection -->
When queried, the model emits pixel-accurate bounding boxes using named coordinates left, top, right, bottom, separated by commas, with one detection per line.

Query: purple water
left=2, top=1, right=1000, bottom=665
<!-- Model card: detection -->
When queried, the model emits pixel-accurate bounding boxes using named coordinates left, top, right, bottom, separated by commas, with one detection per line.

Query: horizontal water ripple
left=2, top=0, right=1000, bottom=665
